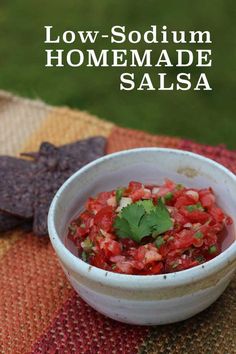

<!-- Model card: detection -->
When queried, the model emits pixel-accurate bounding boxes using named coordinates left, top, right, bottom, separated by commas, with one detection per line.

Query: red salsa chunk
left=67, top=180, right=233, bottom=275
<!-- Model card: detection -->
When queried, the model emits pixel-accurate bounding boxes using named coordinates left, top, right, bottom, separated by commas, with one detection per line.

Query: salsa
left=67, top=180, right=233, bottom=275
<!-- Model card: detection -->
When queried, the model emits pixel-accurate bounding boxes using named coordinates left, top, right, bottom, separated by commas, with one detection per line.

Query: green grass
left=0, top=0, right=235, bottom=148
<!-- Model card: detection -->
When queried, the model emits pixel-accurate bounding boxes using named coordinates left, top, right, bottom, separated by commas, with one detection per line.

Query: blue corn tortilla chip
left=33, top=137, right=106, bottom=236
left=0, top=137, right=106, bottom=235
left=0, top=156, right=35, bottom=218
left=0, top=211, right=27, bottom=233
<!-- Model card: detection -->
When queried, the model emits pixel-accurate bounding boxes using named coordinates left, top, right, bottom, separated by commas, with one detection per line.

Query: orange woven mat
left=0, top=91, right=235, bottom=354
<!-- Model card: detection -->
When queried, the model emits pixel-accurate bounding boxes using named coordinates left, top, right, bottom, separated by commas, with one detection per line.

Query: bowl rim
left=48, top=147, right=236, bottom=289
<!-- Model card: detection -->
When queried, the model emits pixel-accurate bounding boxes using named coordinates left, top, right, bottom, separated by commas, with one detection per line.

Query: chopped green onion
left=82, top=237, right=93, bottom=251
left=68, top=224, right=76, bottom=235
left=172, top=261, right=179, bottom=269
left=186, top=202, right=204, bottom=212
left=155, top=236, right=165, bottom=248
left=209, top=245, right=217, bottom=254
left=81, top=251, right=87, bottom=262
left=115, top=188, right=124, bottom=204
left=165, top=192, right=173, bottom=201
left=168, top=236, right=174, bottom=241
left=196, top=255, right=205, bottom=263
left=194, top=231, right=203, bottom=239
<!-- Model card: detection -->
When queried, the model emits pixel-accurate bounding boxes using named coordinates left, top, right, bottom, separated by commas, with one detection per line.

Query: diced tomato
left=225, top=216, right=233, bottom=225
left=67, top=179, right=232, bottom=275
left=94, top=206, right=115, bottom=231
left=143, top=188, right=152, bottom=199
left=180, top=208, right=210, bottom=224
left=134, top=244, right=162, bottom=264
left=115, top=261, right=135, bottom=274
left=199, top=189, right=215, bottom=208
left=185, top=190, right=199, bottom=202
left=204, top=232, right=217, bottom=246
left=208, top=206, right=225, bottom=223
left=174, top=195, right=196, bottom=208
left=76, top=225, right=89, bottom=238
left=192, top=237, right=204, bottom=248
left=102, top=240, right=122, bottom=258
left=120, top=238, right=137, bottom=249
left=97, top=191, right=114, bottom=204
left=86, top=198, right=103, bottom=213
left=90, top=253, right=109, bottom=270
left=134, top=245, right=146, bottom=261
left=170, top=208, right=189, bottom=228
left=129, top=187, right=151, bottom=201
left=127, top=181, right=143, bottom=192
left=178, top=258, right=199, bottom=271
left=86, top=192, right=114, bottom=213
left=125, top=181, right=149, bottom=202
left=148, top=262, right=164, bottom=275
left=130, top=188, right=145, bottom=202
left=174, top=229, right=195, bottom=249
left=164, top=179, right=176, bottom=189
left=155, top=187, right=171, bottom=197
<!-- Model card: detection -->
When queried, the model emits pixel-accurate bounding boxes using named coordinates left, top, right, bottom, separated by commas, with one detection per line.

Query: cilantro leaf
left=130, top=216, right=153, bottom=241
left=136, top=199, right=155, bottom=213
left=121, top=203, right=146, bottom=227
left=114, top=203, right=147, bottom=240
left=114, top=216, right=131, bottom=238
left=147, top=198, right=173, bottom=236
left=114, top=198, right=173, bottom=243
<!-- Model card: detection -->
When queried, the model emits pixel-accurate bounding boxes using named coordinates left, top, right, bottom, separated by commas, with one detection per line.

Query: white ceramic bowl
left=48, top=148, right=236, bottom=325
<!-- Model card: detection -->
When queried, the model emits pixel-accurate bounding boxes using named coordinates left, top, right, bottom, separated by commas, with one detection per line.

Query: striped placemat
left=0, top=91, right=235, bottom=354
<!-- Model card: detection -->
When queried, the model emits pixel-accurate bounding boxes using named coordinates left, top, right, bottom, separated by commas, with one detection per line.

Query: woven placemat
left=0, top=91, right=235, bottom=354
